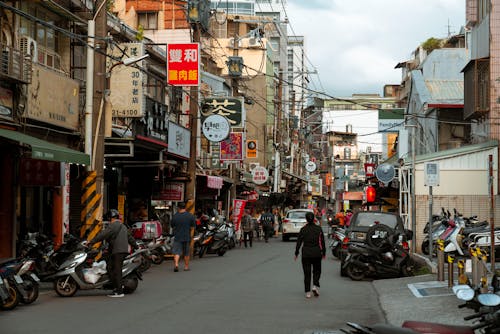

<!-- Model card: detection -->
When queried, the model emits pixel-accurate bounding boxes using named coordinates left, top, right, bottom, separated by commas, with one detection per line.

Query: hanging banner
left=232, top=199, right=247, bottom=231
left=167, top=43, right=200, bottom=86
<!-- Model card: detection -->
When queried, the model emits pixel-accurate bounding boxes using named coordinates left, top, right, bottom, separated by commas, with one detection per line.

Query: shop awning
left=0, top=128, right=90, bottom=165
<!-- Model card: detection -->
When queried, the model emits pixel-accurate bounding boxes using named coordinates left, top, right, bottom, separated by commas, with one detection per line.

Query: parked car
left=339, top=211, right=409, bottom=274
left=282, top=209, right=315, bottom=241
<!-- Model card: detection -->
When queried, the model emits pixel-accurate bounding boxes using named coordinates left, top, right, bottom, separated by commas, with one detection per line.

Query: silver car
left=282, top=209, right=314, bottom=241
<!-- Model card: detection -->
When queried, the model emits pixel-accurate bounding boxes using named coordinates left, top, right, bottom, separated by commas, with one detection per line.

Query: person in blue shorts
left=171, top=202, right=196, bottom=272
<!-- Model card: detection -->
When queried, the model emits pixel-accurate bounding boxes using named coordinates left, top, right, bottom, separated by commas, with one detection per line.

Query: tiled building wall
left=414, top=195, right=500, bottom=253
left=466, top=0, right=477, bottom=26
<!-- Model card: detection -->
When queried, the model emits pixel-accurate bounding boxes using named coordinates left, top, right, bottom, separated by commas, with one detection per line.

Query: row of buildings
left=1, top=0, right=499, bottom=258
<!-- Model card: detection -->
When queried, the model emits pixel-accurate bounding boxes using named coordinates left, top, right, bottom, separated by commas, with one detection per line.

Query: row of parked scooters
left=0, top=215, right=239, bottom=311
left=421, top=208, right=500, bottom=257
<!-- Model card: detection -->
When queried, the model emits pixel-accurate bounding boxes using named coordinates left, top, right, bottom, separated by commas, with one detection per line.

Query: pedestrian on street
left=85, top=209, right=138, bottom=298
left=334, top=210, right=345, bottom=226
left=171, top=202, right=196, bottom=272
left=240, top=209, right=255, bottom=248
left=259, top=207, right=275, bottom=243
left=294, top=211, right=326, bottom=299
left=345, top=209, right=353, bottom=227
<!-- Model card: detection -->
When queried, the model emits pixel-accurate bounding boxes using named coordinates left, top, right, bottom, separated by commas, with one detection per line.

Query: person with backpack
left=259, top=208, right=275, bottom=243
left=240, top=209, right=255, bottom=248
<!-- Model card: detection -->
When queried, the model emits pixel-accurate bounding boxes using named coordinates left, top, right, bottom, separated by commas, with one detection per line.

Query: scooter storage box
left=131, top=220, right=162, bottom=240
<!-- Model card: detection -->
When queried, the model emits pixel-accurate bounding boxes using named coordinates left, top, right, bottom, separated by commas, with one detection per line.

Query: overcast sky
left=285, top=0, right=465, bottom=98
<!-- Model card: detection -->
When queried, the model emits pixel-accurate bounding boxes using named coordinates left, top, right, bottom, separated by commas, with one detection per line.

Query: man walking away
left=259, top=208, right=275, bottom=243
left=240, top=209, right=255, bottom=248
left=171, top=202, right=196, bottom=272
left=86, top=209, right=137, bottom=298
left=294, top=211, right=326, bottom=299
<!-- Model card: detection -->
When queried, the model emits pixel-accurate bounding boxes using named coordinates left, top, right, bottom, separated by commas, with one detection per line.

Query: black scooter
left=342, top=225, right=415, bottom=280
left=198, top=223, right=229, bottom=258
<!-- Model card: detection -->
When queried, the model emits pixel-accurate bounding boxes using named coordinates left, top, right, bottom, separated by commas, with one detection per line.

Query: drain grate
left=408, top=281, right=454, bottom=298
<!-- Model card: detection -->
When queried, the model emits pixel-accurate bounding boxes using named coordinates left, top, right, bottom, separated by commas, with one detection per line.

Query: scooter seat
left=402, top=321, right=473, bottom=334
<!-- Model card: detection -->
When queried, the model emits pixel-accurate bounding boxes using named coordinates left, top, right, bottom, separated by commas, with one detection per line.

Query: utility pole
left=186, top=24, right=200, bottom=215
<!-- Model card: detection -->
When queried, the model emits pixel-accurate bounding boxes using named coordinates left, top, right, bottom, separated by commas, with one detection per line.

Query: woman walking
left=294, top=211, right=326, bottom=298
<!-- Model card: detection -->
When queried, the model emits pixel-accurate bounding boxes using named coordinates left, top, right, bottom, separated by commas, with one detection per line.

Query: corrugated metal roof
left=424, top=80, right=464, bottom=105
left=405, top=140, right=498, bottom=164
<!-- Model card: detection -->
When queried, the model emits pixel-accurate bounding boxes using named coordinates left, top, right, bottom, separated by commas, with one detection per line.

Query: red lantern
left=366, top=185, right=376, bottom=202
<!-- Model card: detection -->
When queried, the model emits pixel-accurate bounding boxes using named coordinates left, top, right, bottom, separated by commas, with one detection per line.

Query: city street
left=0, top=236, right=385, bottom=334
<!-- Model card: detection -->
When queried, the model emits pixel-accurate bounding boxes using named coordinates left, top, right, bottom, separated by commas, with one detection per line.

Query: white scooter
left=47, top=243, right=146, bottom=297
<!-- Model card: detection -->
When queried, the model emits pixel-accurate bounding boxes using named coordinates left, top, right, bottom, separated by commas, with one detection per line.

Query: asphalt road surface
left=0, top=235, right=385, bottom=334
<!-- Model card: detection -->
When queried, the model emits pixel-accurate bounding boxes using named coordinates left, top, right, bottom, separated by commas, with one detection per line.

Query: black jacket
left=295, top=223, right=326, bottom=258
left=89, top=220, right=137, bottom=254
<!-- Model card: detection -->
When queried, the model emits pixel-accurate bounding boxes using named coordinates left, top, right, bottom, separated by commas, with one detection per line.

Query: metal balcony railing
left=1, top=43, right=32, bottom=84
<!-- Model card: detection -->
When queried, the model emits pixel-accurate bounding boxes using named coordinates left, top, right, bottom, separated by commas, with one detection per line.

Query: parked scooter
left=146, top=234, right=173, bottom=265
left=0, top=258, right=40, bottom=305
left=198, top=223, right=229, bottom=258
left=329, top=226, right=346, bottom=258
left=342, top=224, right=415, bottom=280
left=47, top=243, right=146, bottom=297
left=0, top=268, right=20, bottom=310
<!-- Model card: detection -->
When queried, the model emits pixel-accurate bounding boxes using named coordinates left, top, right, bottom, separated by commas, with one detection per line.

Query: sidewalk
left=373, top=273, right=473, bottom=327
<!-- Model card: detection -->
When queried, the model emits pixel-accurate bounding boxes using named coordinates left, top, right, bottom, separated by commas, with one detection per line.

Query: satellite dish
left=375, top=163, right=395, bottom=185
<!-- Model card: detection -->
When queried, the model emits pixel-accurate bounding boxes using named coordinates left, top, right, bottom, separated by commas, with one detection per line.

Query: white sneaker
left=305, top=292, right=312, bottom=298
left=312, top=286, right=319, bottom=297
left=107, top=292, right=124, bottom=298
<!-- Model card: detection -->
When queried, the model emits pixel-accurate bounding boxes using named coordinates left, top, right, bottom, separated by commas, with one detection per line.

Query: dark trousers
left=243, top=231, right=253, bottom=247
left=108, top=253, right=127, bottom=293
left=301, top=257, right=321, bottom=293
left=263, top=225, right=273, bottom=241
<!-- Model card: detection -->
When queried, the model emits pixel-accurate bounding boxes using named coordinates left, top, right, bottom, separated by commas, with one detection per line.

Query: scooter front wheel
left=151, top=250, right=164, bottom=265
left=0, top=285, right=19, bottom=310
left=54, top=276, right=78, bottom=297
left=122, top=275, right=139, bottom=294
left=20, top=275, right=39, bottom=304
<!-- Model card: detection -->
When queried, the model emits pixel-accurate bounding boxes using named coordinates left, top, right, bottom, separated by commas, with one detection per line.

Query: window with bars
left=138, top=12, right=158, bottom=30
left=476, top=59, right=489, bottom=113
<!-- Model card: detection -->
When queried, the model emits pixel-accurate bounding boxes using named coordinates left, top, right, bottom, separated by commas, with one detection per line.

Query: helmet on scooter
left=104, top=209, right=120, bottom=221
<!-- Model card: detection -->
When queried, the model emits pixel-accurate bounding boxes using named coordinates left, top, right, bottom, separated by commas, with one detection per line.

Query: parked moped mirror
left=452, top=284, right=475, bottom=301
left=477, top=293, right=500, bottom=307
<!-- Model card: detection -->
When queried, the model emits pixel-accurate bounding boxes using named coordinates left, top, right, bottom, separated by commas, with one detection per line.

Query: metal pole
left=411, top=121, right=417, bottom=253
left=428, top=185, right=433, bottom=260
left=489, top=155, right=495, bottom=268
left=84, top=19, right=95, bottom=163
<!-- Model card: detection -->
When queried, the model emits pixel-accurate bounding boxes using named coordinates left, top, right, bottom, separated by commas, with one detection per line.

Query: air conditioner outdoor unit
left=19, top=36, right=38, bottom=62
left=247, top=37, right=261, bottom=48
left=228, top=38, right=242, bottom=48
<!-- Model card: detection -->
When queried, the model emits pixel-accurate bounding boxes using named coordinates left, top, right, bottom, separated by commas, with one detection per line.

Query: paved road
left=1, top=236, right=386, bottom=334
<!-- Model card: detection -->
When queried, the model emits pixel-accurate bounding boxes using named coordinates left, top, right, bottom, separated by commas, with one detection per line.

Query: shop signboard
left=167, top=43, right=200, bottom=86
left=220, top=132, right=243, bottom=161
left=201, top=97, right=244, bottom=127
left=153, top=182, right=185, bottom=202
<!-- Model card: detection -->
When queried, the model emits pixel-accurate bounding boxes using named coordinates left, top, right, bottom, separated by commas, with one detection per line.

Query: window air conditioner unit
left=19, top=36, right=38, bottom=62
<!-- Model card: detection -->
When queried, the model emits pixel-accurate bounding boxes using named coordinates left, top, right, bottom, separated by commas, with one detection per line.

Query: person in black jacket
left=294, top=211, right=326, bottom=298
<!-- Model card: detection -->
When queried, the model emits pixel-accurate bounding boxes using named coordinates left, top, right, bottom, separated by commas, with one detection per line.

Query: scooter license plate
left=30, top=273, right=40, bottom=282
left=14, top=275, right=23, bottom=284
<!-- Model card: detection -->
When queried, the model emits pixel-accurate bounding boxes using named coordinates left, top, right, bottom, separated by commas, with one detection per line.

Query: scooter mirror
left=452, top=284, right=475, bottom=301
left=477, top=293, right=500, bottom=307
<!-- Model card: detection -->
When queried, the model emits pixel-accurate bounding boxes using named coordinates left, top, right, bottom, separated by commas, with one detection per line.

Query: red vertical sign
left=167, top=43, right=200, bottom=86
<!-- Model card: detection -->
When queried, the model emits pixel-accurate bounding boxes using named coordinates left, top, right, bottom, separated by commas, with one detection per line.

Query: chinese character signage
left=109, top=43, right=146, bottom=117
left=220, top=132, right=243, bottom=161
left=202, top=97, right=244, bottom=127
left=246, top=140, right=257, bottom=158
left=167, top=43, right=200, bottom=86
left=167, top=121, right=190, bottom=159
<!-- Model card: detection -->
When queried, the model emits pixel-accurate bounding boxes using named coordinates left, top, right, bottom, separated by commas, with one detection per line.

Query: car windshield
left=352, top=212, right=398, bottom=228
left=287, top=211, right=309, bottom=219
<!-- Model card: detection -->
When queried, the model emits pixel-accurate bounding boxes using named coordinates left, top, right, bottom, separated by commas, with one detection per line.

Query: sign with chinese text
left=152, top=182, right=185, bottom=201
left=20, top=158, right=61, bottom=186
left=202, top=97, right=244, bottom=127
left=252, top=166, right=268, bottom=185
left=364, top=163, right=376, bottom=178
left=202, top=114, right=230, bottom=142
left=167, top=121, right=190, bottom=159
left=167, top=43, right=200, bottom=86
left=220, top=132, right=243, bottom=161
left=109, top=43, right=146, bottom=117
left=232, top=199, right=247, bottom=231
left=246, top=140, right=257, bottom=158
